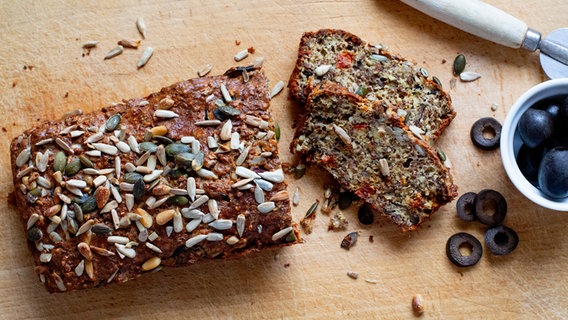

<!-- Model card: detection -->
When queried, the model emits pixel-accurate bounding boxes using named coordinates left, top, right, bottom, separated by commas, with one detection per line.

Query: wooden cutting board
left=1, top=0, right=567, bottom=318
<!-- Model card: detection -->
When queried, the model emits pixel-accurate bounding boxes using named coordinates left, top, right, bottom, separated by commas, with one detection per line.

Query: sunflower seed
left=185, top=234, right=207, bottom=248
left=104, top=45, right=124, bottom=60
left=315, top=64, right=332, bottom=76
left=257, top=201, right=275, bottom=213
left=154, top=110, right=179, bottom=118
left=105, top=114, right=121, bottom=132
left=191, top=151, right=204, bottom=172
left=35, top=138, right=53, bottom=146
left=208, top=199, right=220, bottom=220
left=101, top=200, right=118, bottom=213
left=220, top=84, right=232, bottom=102
left=36, top=151, right=49, bottom=172
left=254, top=186, right=265, bottom=204
left=145, top=242, right=162, bottom=253
left=370, top=54, right=389, bottom=62
left=293, top=187, right=300, bottom=206
left=207, top=218, right=231, bottom=231
left=332, top=124, right=352, bottom=146
left=234, top=49, right=249, bottom=62
left=379, top=158, right=390, bottom=177
left=258, top=169, right=284, bottom=183
left=195, top=119, right=221, bottom=126
left=75, top=260, right=85, bottom=276
left=36, top=176, right=51, bottom=189
left=76, top=219, right=94, bottom=237
left=197, top=63, right=213, bottom=77
left=453, top=54, right=466, bottom=76
left=237, top=183, right=253, bottom=191
left=347, top=271, right=359, bottom=280
left=118, top=39, right=141, bottom=49
left=270, top=80, right=285, bottom=99
left=27, top=213, right=40, bottom=230
left=230, top=132, right=240, bottom=150
left=235, top=166, right=260, bottom=179
left=185, top=218, right=201, bottom=232
left=254, top=179, right=273, bottom=191
left=220, top=120, right=233, bottom=141
left=53, top=273, right=67, bottom=292
left=206, top=136, right=218, bottom=150
left=182, top=208, right=204, bottom=219
left=55, top=137, right=74, bottom=154
left=137, top=46, right=154, bottom=69
left=82, top=41, right=99, bottom=48
left=236, top=145, right=250, bottom=166
left=90, top=143, right=117, bottom=155
left=226, top=236, right=239, bottom=245
left=16, top=167, right=34, bottom=180
left=143, top=170, right=162, bottom=183
left=460, top=71, right=482, bottom=82
left=206, top=232, right=223, bottom=241
left=231, top=178, right=254, bottom=188
left=272, top=226, right=293, bottom=241
left=189, top=195, right=209, bottom=210
left=196, top=168, right=218, bottom=180
left=408, top=125, right=425, bottom=140
left=136, top=17, right=147, bottom=39
left=115, top=243, right=136, bottom=258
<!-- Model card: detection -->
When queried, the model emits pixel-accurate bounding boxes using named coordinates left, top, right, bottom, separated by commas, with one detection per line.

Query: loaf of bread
left=10, top=67, right=298, bottom=293
left=288, top=29, right=455, bottom=141
left=291, top=82, right=457, bottom=230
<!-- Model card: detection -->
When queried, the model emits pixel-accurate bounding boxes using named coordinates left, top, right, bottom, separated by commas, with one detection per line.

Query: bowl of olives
left=501, top=78, right=568, bottom=211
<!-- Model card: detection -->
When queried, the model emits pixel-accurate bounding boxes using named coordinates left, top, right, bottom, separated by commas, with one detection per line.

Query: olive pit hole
left=482, top=126, right=496, bottom=140
left=482, top=199, right=497, bottom=217
left=494, top=231, right=509, bottom=246
left=458, top=242, right=473, bottom=256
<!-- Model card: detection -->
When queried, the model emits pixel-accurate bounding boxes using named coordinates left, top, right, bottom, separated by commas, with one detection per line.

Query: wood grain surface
left=1, top=0, right=567, bottom=319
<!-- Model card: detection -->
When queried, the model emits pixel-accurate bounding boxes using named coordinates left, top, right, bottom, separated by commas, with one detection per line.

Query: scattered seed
left=272, top=226, right=293, bottom=241
left=215, top=105, right=241, bottom=118
left=234, top=49, right=249, bottom=62
left=104, top=45, right=124, bottom=60
left=35, top=138, right=53, bottom=146
left=137, top=46, right=154, bottom=69
left=305, top=200, right=319, bottom=219
left=315, top=65, right=332, bottom=76
left=55, top=137, right=74, bottom=154
left=347, top=271, right=359, bottom=280
left=53, top=273, right=67, bottom=292
left=82, top=41, right=99, bottom=49
left=450, top=78, right=457, bottom=89
left=341, top=231, right=359, bottom=250
left=270, top=81, right=285, bottom=99
left=370, top=54, right=388, bottom=62
left=258, top=169, right=284, bottom=183
left=460, top=71, right=482, bottom=82
left=220, top=120, right=233, bottom=141
left=75, top=260, right=85, bottom=276
left=269, top=190, right=289, bottom=202
left=453, top=54, right=466, bottom=76
left=197, top=63, right=213, bottom=77
left=118, top=39, right=141, bottom=49
left=292, top=187, right=300, bottom=206
left=90, top=245, right=115, bottom=257
left=412, top=294, right=425, bottom=315
left=136, top=17, right=147, bottom=39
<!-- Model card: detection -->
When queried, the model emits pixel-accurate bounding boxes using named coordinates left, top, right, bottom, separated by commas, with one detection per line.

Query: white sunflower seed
left=85, top=150, right=102, bottom=157
left=181, top=136, right=195, bottom=144
left=220, top=84, right=232, bottom=102
left=220, top=120, right=232, bottom=141
left=257, top=201, right=275, bottom=213
left=272, top=226, right=293, bottom=241
left=110, top=184, right=122, bottom=203
left=27, top=213, right=40, bottom=230
left=136, top=17, right=147, bottom=39
left=173, top=210, right=183, bottom=233
left=332, top=124, right=352, bottom=145
left=315, top=64, right=332, bottom=76
left=230, top=132, right=240, bottom=150
left=119, top=182, right=134, bottom=192
left=92, top=143, right=118, bottom=155
left=76, top=219, right=94, bottom=236
left=408, top=125, right=425, bottom=140
left=35, top=138, right=53, bottom=146
left=209, top=219, right=232, bottom=230
left=145, top=242, right=162, bottom=253
left=36, top=176, right=52, bottom=189
left=53, top=273, right=67, bottom=292
left=207, top=232, right=224, bottom=241
left=196, top=168, right=218, bottom=180
left=70, top=130, right=85, bottom=138
left=66, top=179, right=86, bottom=188
left=104, top=45, right=124, bottom=60
left=195, top=120, right=221, bottom=126
left=207, top=136, right=218, bottom=149
left=75, top=260, right=85, bottom=276
left=101, top=200, right=118, bottom=213
left=254, top=179, right=273, bottom=191
left=36, top=150, right=50, bottom=172
left=185, top=218, right=201, bottom=232
left=137, top=46, right=153, bottom=69
left=143, top=170, right=163, bottom=183
left=460, top=71, right=482, bottom=82
left=107, top=236, right=130, bottom=244
left=192, top=140, right=201, bottom=154
left=379, top=158, right=390, bottom=177
left=235, top=166, right=260, bottom=179
left=154, top=110, right=179, bottom=118
left=236, top=145, right=250, bottom=166
left=254, top=186, right=265, bottom=204
left=111, top=209, right=120, bottom=229
left=127, top=136, right=140, bottom=154
left=270, top=80, right=285, bottom=99
left=293, top=187, right=300, bottom=206
left=226, top=236, right=239, bottom=245
left=85, top=132, right=104, bottom=144
left=185, top=234, right=207, bottom=248
left=115, top=243, right=136, bottom=258
left=55, top=138, right=74, bottom=154
left=208, top=199, right=219, bottom=219
left=115, top=141, right=131, bottom=153
left=234, top=49, right=249, bottom=62
left=231, top=178, right=254, bottom=188
left=125, top=193, right=135, bottom=211
left=258, top=169, right=284, bottom=183
left=236, top=214, right=245, bottom=237
left=197, top=63, right=213, bottom=77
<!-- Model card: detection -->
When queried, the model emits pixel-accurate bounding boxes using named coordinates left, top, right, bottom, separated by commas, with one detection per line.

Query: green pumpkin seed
left=91, top=223, right=113, bottom=235
left=105, top=114, right=121, bottom=132
left=79, top=155, right=94, bottom=168
left=354, top=85, right=368, bottom=97
left=174, top=152, right=195, bottom=167
left=65, top=158, right=82, bottom=176
left=123, top=172, right=143, bottom=184
left=153, top=135, right=174, bottom=146
left=133, top=179, right=145, bottom=200
left=305, top=200, right=319, bottom=219
left=453, top=54, right=466, bottom=76
left=275, top=122, right=281, bottom=142
left=285, top=230, right=297, bottom=243
left=432, top=76, right=442, bottom=88
left=167, top=195, right=189, bottom=206
left=53, top=152, right=67, bottom=172
left=27, top=227, right=43, bottom=242
left=215, top=105, right=241, bottom=118
left=81, top=196, right=97, bottom=214
left=29, top=187, right=43, bottom=197
left=191, top=151, right=204, bottom=171
left=294, top=164, right=306, bottom=179
left=165, top=143, right=190, bottom=157
left=436, top=148, right=447, bottom=162
left=139, top=141, right=158, bottom=153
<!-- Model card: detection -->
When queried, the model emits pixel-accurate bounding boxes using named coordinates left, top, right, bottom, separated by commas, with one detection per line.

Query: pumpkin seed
left=139, top=141, right=158, bottom=153
left=453, top=54, right=466, bottom=76
left=165, top=143, right=190, bottom=157
left=192, top=151, right=204, bottom=171
left=274, top=122, right=280, bottom=141
left=294, top=164, right=306, bottom=179
left=215, top=105, right=241, bottom=118
left=133, top=179, right=145, bottom=200
left=79, top=155, right=94, bottom=168
left=91, top=223, right=113, bottom=235
left=80, top=196, right=97, bottom=215
left=433, top=76, right=442, bottom=87
left=436, top=148, right=447, bottom=162
left=354, top=85, right=368, bottom=97
left=65, top=158, right=81, bottom=176
left=174, top=152, right=195, bottom=167
left=105, top=114, right=121, bottom=131
left=53, top=151, right=67, bottom=172
left=167, top=195, right=189, bottom=206
left=123, top=172, right=143, bottom=183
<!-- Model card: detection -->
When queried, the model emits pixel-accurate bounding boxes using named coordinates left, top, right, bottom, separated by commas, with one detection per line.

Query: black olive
left=456, top=192, right=477, bottom=222
left=446, top=232, right=483, bottom=267
left=518, top=109, right=554, bottom=148
left=338, top=191, right=354, bottom=210
left=538, top=147, right=568, bottom=198
left=516, top=144, right=544, bottom=186
left=474, top=189, right=507, bottom=226
left=357, top=204, right=374, bottom=225
left=470, top=117, right=502, bottom=150
left=484, top=225, right=519, bottom=255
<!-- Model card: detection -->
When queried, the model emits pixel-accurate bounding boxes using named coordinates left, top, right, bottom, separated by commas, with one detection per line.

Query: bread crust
left=11, top=67, right=298, bottom=292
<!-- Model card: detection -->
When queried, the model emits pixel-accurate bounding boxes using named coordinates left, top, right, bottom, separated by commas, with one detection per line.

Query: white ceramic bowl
left=501, top=78, right=568, bottom=211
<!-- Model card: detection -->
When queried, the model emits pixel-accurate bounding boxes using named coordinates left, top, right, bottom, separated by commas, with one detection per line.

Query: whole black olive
left=518, top=109, right=554, bottom=148
left=538, top=147, right=568, bottom=198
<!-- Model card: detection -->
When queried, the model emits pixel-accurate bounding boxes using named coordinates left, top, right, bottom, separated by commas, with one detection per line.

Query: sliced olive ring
left=485, top=225, right=519, bottom=256
left=456, top=192, right=477, bottom=222
left=470, top=117, right=502, bottom=150
left=446, top=232, right=483, bottom=267
left=474, top=189, right=507, bottom=226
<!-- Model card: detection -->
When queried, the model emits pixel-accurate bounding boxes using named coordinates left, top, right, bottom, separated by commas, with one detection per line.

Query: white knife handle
left=400, top=0, right=528, bottom=49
